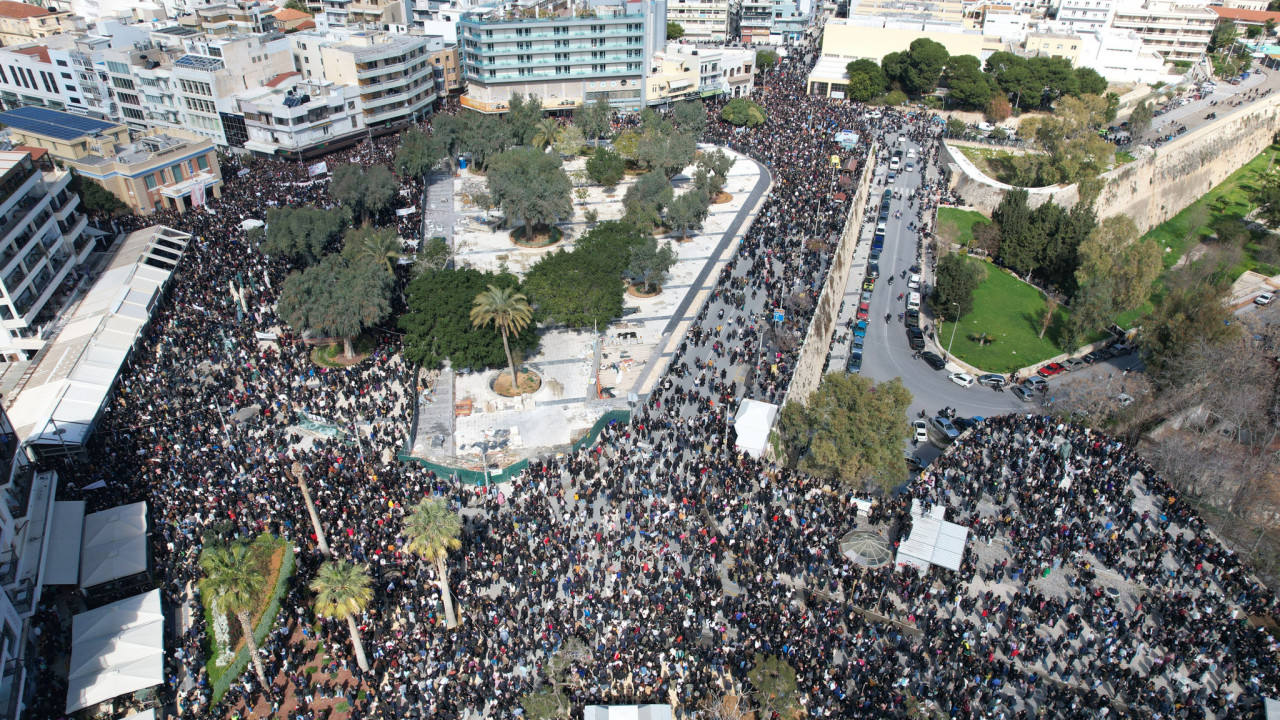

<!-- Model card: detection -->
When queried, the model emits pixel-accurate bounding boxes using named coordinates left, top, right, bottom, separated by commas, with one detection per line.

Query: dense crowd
left=21, top=41, right=1280, bottom=720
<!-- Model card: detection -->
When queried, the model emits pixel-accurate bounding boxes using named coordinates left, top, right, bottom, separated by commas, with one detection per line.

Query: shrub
left=720, top=98, right=767, bottom=127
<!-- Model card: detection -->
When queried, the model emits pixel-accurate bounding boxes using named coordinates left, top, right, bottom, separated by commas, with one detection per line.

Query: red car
left=856, top=302, right=870, bottom=320
left=1037, top=362, right=1066, bottom=378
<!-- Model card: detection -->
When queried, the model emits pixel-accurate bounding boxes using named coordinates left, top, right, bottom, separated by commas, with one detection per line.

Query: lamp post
left=291, top=461, right=331, bottom=558
left=945, top=302, right=960, bottom=361
left=627, top=391, right=639, bottom=430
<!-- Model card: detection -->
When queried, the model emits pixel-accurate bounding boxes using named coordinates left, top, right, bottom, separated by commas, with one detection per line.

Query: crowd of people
left=20, top=38, right=1280, bottom=720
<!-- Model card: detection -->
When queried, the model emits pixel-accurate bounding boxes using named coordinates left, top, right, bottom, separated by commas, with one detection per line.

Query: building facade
left=1053, top=0, right=1116, bottom=33
left=0, top=2, right=84, bottom=48
left=0, top=149, right=90, bottom=360
left=292, top=31, right=440, bottom=128
left=667, top=0, right=731, bottom=42
left=653, top=41, right=754, bottom=101
left=458, top=0, right=667, bottom=113
left=1109, top=0, right=1215, bottom=61
left=238, top=76, right=366, bottom=158
left=0, top=38, right=112, bottom=119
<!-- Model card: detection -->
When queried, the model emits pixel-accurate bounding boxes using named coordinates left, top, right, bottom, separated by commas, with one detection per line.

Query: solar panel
left=0, top=106, right=118, bottom=141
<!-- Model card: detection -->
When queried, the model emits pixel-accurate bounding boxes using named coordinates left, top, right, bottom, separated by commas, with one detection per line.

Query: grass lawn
left=936, top=208, right=991, bottom=248
left=1141, top=143, right=1280, bottom=273
left=1115, top=150, right=1136, bottom=165
left=956, top=146, right=1021, bottom=184
left=937, top=259, right=1105, bottom=373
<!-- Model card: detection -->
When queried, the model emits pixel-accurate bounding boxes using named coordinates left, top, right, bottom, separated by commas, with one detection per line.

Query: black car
left=905, top=308, right=920, bottom=327
left=869, top=249, right=881, bottom=263
left=920, top=351, right=946, bottom=370
left=907, top=327, right=925, bottom=350
left=878, top=208, right=890, bottom=222
left=847, top=350, right=863, bottom=372
left=867, top=262, right=880, bottom=279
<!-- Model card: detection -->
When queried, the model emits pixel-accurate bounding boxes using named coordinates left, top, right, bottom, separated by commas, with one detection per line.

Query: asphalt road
left=1142, top=69, right=1277, bottom=141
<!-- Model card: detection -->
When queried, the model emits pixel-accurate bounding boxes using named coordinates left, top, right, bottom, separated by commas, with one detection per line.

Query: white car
left=905, top=162, right=915, bottom=172
left=867, top=110, right=883, bottom=120
left=908, top=274, right=921, bottom=289
left=1257, top=292, right=1275, bottom=306
left=907, top=148, right=917, bottom=159
left=911, top=420, right=929, bottom=443
left=948, top=372, right=975, bottom=388
left=907, top=292, right=921, bottom=310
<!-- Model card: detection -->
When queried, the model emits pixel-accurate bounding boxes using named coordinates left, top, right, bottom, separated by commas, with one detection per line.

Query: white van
left=907, top=292, right=921, bottom=310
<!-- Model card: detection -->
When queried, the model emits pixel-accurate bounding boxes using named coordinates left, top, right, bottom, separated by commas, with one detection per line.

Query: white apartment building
left=238, top=76, right=367, bottom=158
left=291, top=30, right=439, bottom=128
left=667, top=0, right=732, bottom=42
left=739, top=0, right=773, bottom=43
left=1110, top=0, right=1215, bottom=61
left=0, top=36, right=112, bottom=119
left=1077, top=26, right=1171, bottom=82
left=658, top=41, right=755, bottom=98
left=1053, top=0, right=1116, bottom=33
left=0, top=150, right=91, bottom=361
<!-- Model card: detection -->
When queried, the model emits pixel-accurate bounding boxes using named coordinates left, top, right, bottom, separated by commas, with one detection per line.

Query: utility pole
left=945, top=302, right=959, bottom=361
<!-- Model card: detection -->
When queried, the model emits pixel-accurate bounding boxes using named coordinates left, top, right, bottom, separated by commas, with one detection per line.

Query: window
left=111, top=76, right=135, bottom=90
left=171, top=165, right=183, bottom=182
left=60, top=72, right=71, bottom=80
left=122, top=107, right=144, bottom=120
left=144, top=174, right=157, bottom=190
left=180, top=79, right=212, bottom=96
left=107, top=60, right=129, bottom=74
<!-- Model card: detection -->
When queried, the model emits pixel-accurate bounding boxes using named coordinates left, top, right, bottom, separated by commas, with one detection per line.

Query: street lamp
left=945, top=302, right=960, bottom=361
left=627, top=391, right=639, bottom=430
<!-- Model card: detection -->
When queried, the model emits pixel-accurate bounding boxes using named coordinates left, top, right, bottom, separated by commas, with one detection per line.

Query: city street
left=1142, top=67, right=1277, bottom=140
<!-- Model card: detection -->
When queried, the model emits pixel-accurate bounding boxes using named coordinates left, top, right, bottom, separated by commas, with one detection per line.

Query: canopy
left=897, top=514, right=970, bottom=573
left=584, top=706, right=674, bottom=720
left=80, top=502, right=148, bottom=589
left=43, top=500, right=85, bottom=585
left=66, top=589, right=164, bottom=712
left=733, top=399, right=779, bottom=458
left=839, top=530, right=893, bottom=568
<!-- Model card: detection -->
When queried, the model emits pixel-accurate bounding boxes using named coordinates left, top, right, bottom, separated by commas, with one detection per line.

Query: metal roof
left=175, top=54, right=225, bottom=71
left=0, top=106, right=120, bottom=141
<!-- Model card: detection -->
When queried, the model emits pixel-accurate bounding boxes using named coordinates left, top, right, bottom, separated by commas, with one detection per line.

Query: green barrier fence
left=398, top=409, right=631, bottom=485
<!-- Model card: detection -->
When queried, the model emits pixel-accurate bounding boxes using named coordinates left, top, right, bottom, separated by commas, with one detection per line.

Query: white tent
left=80, top=502, right=148, bottom=589
left=733, top=399, right=779, bottom=458
left=583, top=706, right=674, bottom=720
left=897, top=515, right=970, bottom=572
left=66, top=589, right=164, bottom=713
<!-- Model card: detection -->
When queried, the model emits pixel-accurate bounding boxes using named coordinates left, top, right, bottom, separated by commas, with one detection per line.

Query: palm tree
left=470, top=284, right=534, bottom=389
left=402, top=498, right=463, bottom=628
left=532, top=117, right=561, bottom=152
left=291, top=461, right=330, bottom=557
left=348, top=227, right=403, bottom=274
left=200, top=540, right=270, bottom=690
left=310, top=559, right=373, bottom=671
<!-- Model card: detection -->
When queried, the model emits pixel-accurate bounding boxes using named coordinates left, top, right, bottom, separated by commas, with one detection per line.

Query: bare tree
left=1039, top=296, right=1059, bottom=339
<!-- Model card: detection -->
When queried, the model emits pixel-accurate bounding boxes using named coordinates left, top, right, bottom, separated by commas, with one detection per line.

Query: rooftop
left=340, top=32, right=434, bottom=59
left=0, top=107, right=121, bottom=142
left=173, top=54, right=225, bottom=71
left=0, top=149, right=29, bottom=175
left=272, top=6, right=311, bottom=20
left=0, top=1, right=52, bottom=19
left=12, top=45, right=49, bottom=63
left=1208, top=5, right=1280, bottom=23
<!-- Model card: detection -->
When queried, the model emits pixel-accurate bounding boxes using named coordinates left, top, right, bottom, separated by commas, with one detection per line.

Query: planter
left=627, top=283, right=662, bottom=298
left=510, top=226, right=564, bottom=248
left=490, top=368, right=542, bottom=397
left=713, top=191, right=733, bottom=204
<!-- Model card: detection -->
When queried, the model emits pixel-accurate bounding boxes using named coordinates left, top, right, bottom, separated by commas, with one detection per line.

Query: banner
left=237, top=167, right=251, bottom=177
left=395, top=206, right=417, bottom=217
left=191, top=180, right=205, bottom=208
left=307, top=161, right=329, bottom=177
left=254, top=331, right=279, bottom=342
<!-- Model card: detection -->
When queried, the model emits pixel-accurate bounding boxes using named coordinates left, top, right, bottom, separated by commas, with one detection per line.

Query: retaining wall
left=940, top=141, right=1079, bottom=214
left=785, top=143, right=878, bottom=406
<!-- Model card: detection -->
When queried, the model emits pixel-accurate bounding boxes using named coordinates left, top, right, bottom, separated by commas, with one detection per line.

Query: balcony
left=467, top=54, right=636, bottom=68
left=463, top=26, right=641, bottom=41
left=463, top=11, right=643, bottom=25
left=159, top=171, right=218, bottom=199
left=465, top=66, right=641, bottom=82
left=3, top=465, right=33, bottom=523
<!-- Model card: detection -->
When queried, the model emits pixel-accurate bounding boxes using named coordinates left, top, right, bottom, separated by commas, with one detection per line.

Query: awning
left=733, top=399, right=779, bottom=458
left=700, top=89, right=724, bottom=98
left=896, top=506, right=970, bottom=573
left=43, top=500, right=85, bottom=585
left=66, top=589, right=164, bottom=712
left=668, top=79, right=694, bottom=90
left=80, top=502, right=148, bottom=589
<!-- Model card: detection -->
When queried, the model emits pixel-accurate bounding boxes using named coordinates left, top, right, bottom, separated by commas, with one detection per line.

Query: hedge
left=209, top=537, right=296, bottom=705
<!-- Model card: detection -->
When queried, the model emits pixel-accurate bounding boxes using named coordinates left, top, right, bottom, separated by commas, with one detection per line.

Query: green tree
left=945, top=117, right=967, bottom=137
left=70, top=172, right=127, bottom=215
left=310, top=559, right=373, bottom=672
left=627, top=237, right=677, bottom=292
left=1140, top=274, right=1238, bottom=386
left=992, top=189, right=1036, bottom=275
left=846, top=73, right=877, bottom=102
left=283, top=0, right=311, bottom=13
left=416, top=236, right=451, bottom=274
left=399, top=268, right=538, bottom=369
left=470, top=284, right=535, bottom=387
left=330, top=163, right=396, bottom=225
left=531, top=117, right=562, bottom=152
left=523, top=221, right=647, bottom=327
left=1128, top=101, right=1155, bottom=135
left=1076, top=215, right=1162, bottom=312
left=929, top=254, right=984, bottom=320
left=1038, top=203, right=1095, bottom=295
left=260, top=206, right=349, bottom=265
left=945, top=54, right=992, bottom=109
left=637, top=131, right=697, bottom=177
left=756, top=49, right=779, bottom=71
left=505, top=92, right=544, bottom=146
left=666, top=21, right=684, bottom=40
left=1251, top=168, right=1280, bottom=228
left=1104, top=91, right=1121, bottom=123
left=612, top=129, right=642, bottom=163
left=719, top=98, right=767, bottom=127
left=585, top=147, right=626, bottom=188
left=623, top=170, right=674, bottom=232
left=1210, top=21, right=1239, bottom=52
left=486, top=147, right=573, bottom=234
left=697, top=148, right=735, bottom=183
left=672, top=99, right=708, bottom=140
left=199, top=540, right=270, bottom=690
left=454, top=111, right=512, bottom=169
left=845, top=58, right=889, bottom=96
left=395, top=127, right=445, bottom=180
left=886, top=38, right=950, bottom=96
left=1063, top=277, right=1117, bottom=351
left=775, top=373, right=913, bottom=493
left=666, top=188, right=711, bottom=238
left=342, top=225, right=402, bottom=274
left=552, top=123, right=585, bottom=156
left=1007, top=95, right=1115, bottom=189
left=747, top=655, right=799, bottom=718
left=402, top=499, right=463, bottom=628
left=277, top=254, right=393, bottom=358
left=1075, top=67, right=1107, bottom=95
left=573, top=97, right=612, bottom=146
left=521, top=689, right=570, bottom=720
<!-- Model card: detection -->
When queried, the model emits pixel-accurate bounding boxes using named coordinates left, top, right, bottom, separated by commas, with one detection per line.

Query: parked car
left=882, top=189, right=893, bottom=201
left=860, top=290, right=873, bottom=304
left=1037, top=362, right=1066, bottom=378
left=1063, top=357, right=1086, bottom=372
left=887, top=171, right=897, bottom=184
left=912, top=420, right=929, bottom=443
left=847, top=349, right=863, bottom=372
left=930, top=416, right=960, bottom=440
left=855, top=320, right=868, bottom=338
left=862, top=278, right=876, bottom=292
left=852, top=334, right=864, bottom=349
left=867, top=262, right=880, bottom=279
left=920, top=351, right=946, bottom=370
left=908, top=274, right=921, bottom=290
left=1083, top=350, right=1103, bottom=364
left=907, top=148, right=917, bottom=159
left=948, top=372, right=975, bottom=388
left=907, top=292, right=921, bottom=310
left=907, top=327, right=925, bottom=350
left=905, top=308, right=920, bottom=328
left=1012, top=385, right=1037, bottom=402
left=905, top=451, right=926, bottom=470
left=1024, top=376, right=1048, bottom=389
left=1257, top=292, right=1275, bottom=306
left=978, top=373, right=1007, bottom=388
left=856, top=302, right=869, bottom=320
left=954, top=416, right=985, bottom=431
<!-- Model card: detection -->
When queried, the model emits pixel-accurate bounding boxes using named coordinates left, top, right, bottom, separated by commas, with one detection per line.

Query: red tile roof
left=14, top=145, right=46, bottom=162
left=1209, top=6, right=1280, bottom=23
left=13, top=45, right=49, bottom=63
left=296, top=19, right=315, bottom=29
left=265, top=70, right=301, bottom=88
left=272, top=7, right=311, bottom=20
left=0, top=1, right=50, bottom=18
